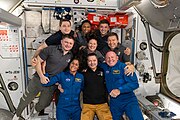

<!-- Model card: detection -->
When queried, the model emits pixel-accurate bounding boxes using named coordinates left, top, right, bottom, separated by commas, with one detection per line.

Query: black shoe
left=38, top=109, right=48, bottom=116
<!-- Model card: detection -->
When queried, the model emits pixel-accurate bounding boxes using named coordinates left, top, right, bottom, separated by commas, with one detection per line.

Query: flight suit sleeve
left=118, top=65, right=139, bottom=93
left=42, top=72, right=62, bottom=86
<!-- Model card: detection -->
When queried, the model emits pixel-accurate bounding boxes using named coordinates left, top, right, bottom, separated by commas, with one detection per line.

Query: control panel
left=0, top=26, right=24, bottom=110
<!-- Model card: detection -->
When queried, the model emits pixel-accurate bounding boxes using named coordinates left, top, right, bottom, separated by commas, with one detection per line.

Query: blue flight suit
left=43, top=71, right=84, bottom=120
left=100, top=61, right=143, bottom=120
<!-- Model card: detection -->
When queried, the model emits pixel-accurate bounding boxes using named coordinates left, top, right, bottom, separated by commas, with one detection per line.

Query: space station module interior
left=0, top=0, right=180, bottom=119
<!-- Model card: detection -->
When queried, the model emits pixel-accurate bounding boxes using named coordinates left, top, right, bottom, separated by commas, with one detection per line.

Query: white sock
left=33, top=108, right=38, bottom=114
left=12, top=114, right=19, bottom=120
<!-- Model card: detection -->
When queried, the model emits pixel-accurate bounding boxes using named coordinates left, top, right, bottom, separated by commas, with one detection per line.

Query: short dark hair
left=81, top=20, right=92, bottom=27
left=99, top=19, right=110, bottom=26
left=87, top=34, right=98, bottom=43
left=59, top=19, right=71, bottom=26
left=64, top=58, right=80, bottom=71
left=107, top=32, right=119, bottom=40
left=62, top=34, right=74, bottom=41
left=87, top=53, right=98, bottom=59
left=88, top=37, right=97, bottom=43
left=70, top=58, right=80, bottom=64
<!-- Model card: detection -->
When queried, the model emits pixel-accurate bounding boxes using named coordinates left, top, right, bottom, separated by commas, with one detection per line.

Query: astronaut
left=43, top=58, right=84, bottom=120
left=100, top=51, right=144, bottom=120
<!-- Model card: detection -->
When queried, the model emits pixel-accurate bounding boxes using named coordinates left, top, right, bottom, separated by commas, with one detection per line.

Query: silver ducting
left=135, top=0, right=180, bottom=32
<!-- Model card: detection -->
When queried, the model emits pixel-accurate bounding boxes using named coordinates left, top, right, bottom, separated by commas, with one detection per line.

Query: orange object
left=0, top=30, right=7, bottom=35
left=87, top=13, right=109, bottom=25
left=108, top=13, right=118, bottom=27
left=87, top=13, right=128, bottom=28
left=87, top=13, right=101, bottom=25
left=108, top=13, right=128, bottom=28
left=116, top=14, right=128, bottom=28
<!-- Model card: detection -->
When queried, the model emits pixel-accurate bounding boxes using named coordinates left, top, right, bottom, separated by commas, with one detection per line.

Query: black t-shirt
left=101, top=44, right=130, bottom=63
left=83, top=68, right=108, bottom=104
left=94, top=30, right=108, bottom=51
left=45, top=30, right=74, bottom=46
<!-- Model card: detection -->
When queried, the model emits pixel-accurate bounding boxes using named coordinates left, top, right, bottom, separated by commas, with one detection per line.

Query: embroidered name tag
left=75, top=78, right=81, bottom=82
left=113, top=70, right=120, bottom=74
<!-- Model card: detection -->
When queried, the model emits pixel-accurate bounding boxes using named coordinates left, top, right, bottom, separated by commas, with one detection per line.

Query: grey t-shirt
left=39, top=45, right=73, bottom=76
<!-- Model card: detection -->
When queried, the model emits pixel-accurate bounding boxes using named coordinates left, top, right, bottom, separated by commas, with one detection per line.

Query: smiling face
left=88, top=39, right=97, bottom=52
left=107, top=35, right=119, bottom=50
left=99, top=23, right=110, bottom=36
left=60, top=21, right=71, bottom=34
left=81, top=22, right=91, bottom=35
left=87, top=55, right=98, bottom=71
left=61, top=37, right=74, bottom=52
left=105, top=51, right=118, bottom=67
left=69, top=59, right=79, bottom=74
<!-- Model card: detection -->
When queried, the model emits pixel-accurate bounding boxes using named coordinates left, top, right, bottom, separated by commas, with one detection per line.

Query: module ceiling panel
left=23, top=0, right=118, bottom=9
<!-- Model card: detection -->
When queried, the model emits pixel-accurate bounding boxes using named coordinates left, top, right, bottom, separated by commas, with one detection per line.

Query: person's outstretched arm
left=35, top=55, right=49, bottom=84
left=42, top=73, right=62, bottom=86
left=31, top=42, right=48, bottom=67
